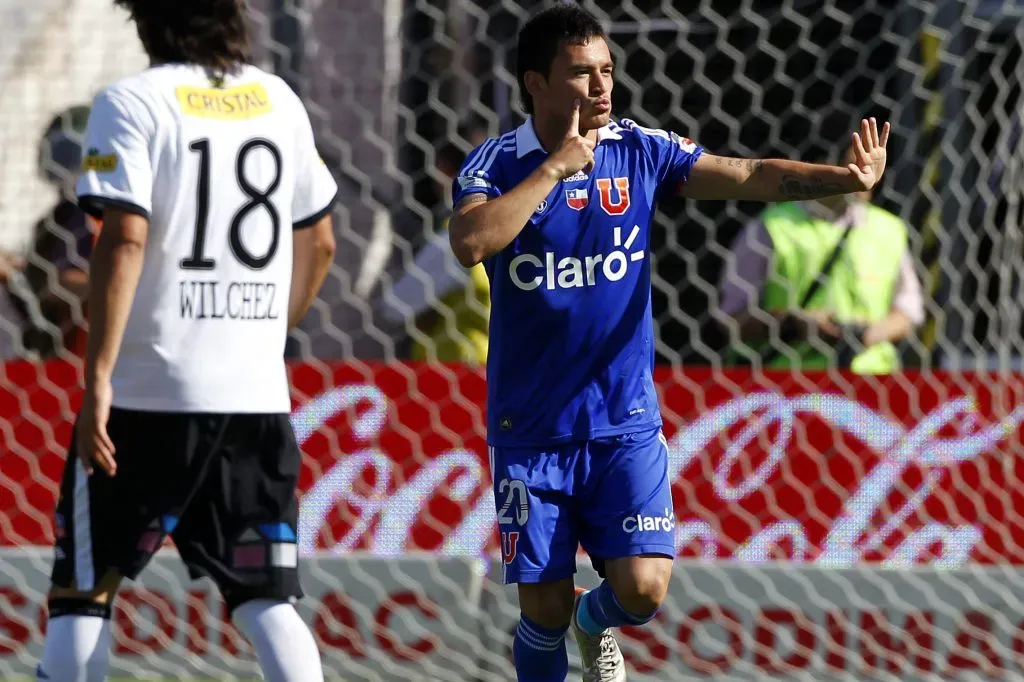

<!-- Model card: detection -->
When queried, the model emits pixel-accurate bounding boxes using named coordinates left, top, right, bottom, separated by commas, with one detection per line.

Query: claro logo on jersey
left=622, top=508, right=676, bottom=534
left=508, top=225, right=644, bottom=291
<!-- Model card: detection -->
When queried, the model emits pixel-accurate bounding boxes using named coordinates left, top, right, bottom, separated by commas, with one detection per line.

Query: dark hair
left=516, top=3, right=606, bottom=115
left=115, top=0, right=252, bottom=75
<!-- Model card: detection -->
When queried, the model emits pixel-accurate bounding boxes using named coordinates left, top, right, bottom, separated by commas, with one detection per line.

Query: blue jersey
left=452, top=118, right=703, bottom=446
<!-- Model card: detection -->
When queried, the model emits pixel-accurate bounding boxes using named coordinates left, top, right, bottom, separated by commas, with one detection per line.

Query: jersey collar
left=515, top=117, right=622, bottom=158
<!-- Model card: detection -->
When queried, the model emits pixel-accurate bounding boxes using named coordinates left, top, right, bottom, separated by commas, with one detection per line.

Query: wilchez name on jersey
left=179, top=280, right=279, bottom=321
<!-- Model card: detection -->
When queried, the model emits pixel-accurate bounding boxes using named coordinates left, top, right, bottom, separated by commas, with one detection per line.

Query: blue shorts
left=491, top=426, right=675, bottom=584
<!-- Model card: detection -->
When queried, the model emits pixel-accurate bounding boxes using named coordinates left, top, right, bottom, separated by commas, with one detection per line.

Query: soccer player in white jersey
left=449, top=5, right=888, bottom=681
left=36, top=1, right=338, bottom=680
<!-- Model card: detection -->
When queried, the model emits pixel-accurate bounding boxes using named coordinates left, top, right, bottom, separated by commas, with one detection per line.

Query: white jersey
left=76, top=63, right=338, bottom=413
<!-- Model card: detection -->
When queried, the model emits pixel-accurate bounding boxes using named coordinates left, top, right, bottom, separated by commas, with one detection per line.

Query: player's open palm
left=848, top=117, right=890, bottom=191
left=548, top=99, right=596, bottom=179
left=76, top=380, right=116, bottom=476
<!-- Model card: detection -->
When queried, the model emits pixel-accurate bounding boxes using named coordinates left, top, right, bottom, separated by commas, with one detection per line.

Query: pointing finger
left=567, top=99, right=581, bottom=139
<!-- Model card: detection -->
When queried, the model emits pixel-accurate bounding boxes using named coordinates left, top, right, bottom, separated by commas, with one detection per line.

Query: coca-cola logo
left=664, top=393, right=1024, bottom=566
left=292, top=385, right=1024, bottom=567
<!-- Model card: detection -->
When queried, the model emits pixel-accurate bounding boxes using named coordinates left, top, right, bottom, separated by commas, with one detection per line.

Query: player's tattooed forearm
left=777, top=174, right=845, bottom=199
left=457, top=194, right=489, bottom=210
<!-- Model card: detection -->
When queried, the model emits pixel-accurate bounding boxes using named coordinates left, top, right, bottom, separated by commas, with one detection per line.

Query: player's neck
left=532, top=115, right=599, bottom=154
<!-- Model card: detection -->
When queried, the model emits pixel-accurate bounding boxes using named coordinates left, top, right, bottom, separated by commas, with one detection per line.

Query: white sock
left=232, top=599, right=324, bottom=682
left=36, top=615, right=111, bottom=682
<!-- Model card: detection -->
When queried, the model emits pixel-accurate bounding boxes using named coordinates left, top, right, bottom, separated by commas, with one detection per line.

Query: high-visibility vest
left=732, top=202, right=907, bottom=374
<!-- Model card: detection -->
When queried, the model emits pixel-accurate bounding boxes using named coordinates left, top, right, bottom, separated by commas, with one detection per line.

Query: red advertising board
left=3, top=360, right=1024, bottom=566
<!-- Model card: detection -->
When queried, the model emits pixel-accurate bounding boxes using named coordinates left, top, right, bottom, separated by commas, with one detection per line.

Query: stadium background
left=1, top=0, right=1024, bottom=679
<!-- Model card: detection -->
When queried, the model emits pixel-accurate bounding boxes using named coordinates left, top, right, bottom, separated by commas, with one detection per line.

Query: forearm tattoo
left=777, top=174, right=845, bottom=200
left=714, top=157, right=765, bottom=174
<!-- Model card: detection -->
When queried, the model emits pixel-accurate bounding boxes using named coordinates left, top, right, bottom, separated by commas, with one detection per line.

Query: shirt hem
left=486, top=418, right=663, bottom=448
left=111, top=398, right=290, bottom=414
left=502, top=564, right=578, bottom=585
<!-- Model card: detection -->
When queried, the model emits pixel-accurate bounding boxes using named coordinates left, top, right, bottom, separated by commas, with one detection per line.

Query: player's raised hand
left=847, top=117, right=890, bottom=192
left=76, top=380, right=117, bottom=476
left=546, top=99, right=596, bottom=179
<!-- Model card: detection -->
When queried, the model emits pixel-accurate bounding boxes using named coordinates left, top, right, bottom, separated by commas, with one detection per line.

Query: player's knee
left=616, top=576, right=668, bottom=617
left=607, top=556, right=672, bottom=617
left=518, top=579, right=576, bottom=629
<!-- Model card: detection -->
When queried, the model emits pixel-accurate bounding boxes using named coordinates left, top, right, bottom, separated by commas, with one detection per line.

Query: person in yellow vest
left=718, top=145, right=925, bottom=374
left=385, top=127, right=491, bottom=365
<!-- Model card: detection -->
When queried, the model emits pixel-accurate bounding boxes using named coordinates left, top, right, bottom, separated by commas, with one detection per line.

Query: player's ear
left=523, top=71, right=547, bottom=107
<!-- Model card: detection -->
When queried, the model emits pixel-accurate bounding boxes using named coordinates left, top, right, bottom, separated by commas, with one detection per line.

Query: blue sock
left=575, top=581, right=654, bottom=636
left=513, top=614, right=568, bottom=682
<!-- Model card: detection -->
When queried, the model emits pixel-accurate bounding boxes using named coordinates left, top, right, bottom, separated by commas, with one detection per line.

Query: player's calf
left=232, top=598, right=324, bottom=682
left=514, top=579, right=575, bottom=682
left=518, top=578, right=577, bottom=628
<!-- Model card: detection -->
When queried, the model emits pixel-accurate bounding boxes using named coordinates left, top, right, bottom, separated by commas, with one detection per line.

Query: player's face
left=538, top=38, right=614, bottom=129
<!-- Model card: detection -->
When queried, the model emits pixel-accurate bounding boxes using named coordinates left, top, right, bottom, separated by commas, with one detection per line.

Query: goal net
left=2, top=0, right=1024, bottom=680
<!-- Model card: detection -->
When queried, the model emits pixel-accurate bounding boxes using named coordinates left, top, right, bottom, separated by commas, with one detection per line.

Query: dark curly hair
left=115, top=0, right=252, bottom=76
left=516, top=3, right=606, bottom=115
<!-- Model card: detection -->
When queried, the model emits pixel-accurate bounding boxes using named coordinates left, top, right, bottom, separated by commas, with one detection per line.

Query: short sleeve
left=452, top=139, right=504, bottom=207
left=621, top=119, right=704, bottom=194
left=292, top=101, right=339, bottom=229
left=76, top=88, right=154, bottom=219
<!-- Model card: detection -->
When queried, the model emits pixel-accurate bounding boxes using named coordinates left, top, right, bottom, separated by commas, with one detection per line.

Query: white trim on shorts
left=73, top=459, right=95, bottom=590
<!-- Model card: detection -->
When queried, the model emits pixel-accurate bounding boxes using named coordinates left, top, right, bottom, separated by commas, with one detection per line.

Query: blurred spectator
left=8, top=106, right=95, bottom=358
left=0, top=251, right=27, bottom=358
left=718, top=144, right=924, bottom=374
left=383, top=122, right=491, bottom=365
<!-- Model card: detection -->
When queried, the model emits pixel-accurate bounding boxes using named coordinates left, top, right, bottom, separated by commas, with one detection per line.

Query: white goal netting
left=2, top=0, right=1024, bottom=680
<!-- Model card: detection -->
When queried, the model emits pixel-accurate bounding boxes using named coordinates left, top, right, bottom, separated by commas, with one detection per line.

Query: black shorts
left=51, top=408, right=303, bottom=610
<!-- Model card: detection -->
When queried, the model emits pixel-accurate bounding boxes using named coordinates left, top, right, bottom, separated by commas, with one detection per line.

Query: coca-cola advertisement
left=3, top=360, right=1024, bottom=567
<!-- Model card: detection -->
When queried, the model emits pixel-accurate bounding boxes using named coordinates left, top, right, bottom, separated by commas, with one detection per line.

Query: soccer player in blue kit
left=449, top=5, right=889, bottom=681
